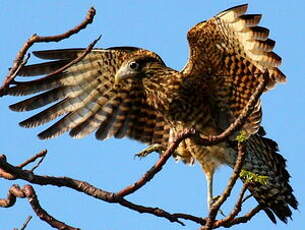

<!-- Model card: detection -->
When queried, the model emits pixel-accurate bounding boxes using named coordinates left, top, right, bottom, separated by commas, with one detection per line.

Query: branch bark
left=18, top=149, right=47, bottom=169
left=0, top=184, right=79, bottom=230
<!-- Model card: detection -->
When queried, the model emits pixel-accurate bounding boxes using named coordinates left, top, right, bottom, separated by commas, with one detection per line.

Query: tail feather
left=241, top=134, right=298, bottom=223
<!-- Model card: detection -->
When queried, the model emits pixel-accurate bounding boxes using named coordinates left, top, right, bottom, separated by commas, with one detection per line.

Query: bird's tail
left=240, top=134, right=298, bottom=223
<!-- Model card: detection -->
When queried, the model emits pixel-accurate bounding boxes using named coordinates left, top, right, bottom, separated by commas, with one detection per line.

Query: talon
left=134, top=144, right=163, bottom=159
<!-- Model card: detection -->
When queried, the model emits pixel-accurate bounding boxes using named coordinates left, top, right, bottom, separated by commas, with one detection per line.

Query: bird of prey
left=4, top=4, right=297, bottom=223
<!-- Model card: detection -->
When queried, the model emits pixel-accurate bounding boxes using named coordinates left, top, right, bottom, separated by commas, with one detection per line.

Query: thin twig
left=0, top=7, right=96, bottom=96
left=23, top=185, right=80, bottom=230
left=30, top=156, right=47, bottom=172
left=39, top=35, right=101, bottom=81
left=0, top=184, right=78, bottom=229
left=18, top=150, right=47, bottom=169
left=19, top=216, right=32, bottom=230
left=227, top=205, right=263, bottom=226
left=116, top=129, right=195, bottom=197
left=242, top=194, right=253, bottom=203
left=118, top=198, right=185, bottom=226
left=172, top=213, right=207, bottom=225
left=213, top=183, right=250, bottom=227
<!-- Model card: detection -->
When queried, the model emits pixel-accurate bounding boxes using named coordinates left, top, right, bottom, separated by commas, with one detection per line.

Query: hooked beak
left=114, top=66, right=135, bottom=86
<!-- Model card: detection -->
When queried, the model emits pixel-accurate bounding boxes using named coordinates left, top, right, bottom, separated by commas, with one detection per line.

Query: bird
left=4, top=4, right=297, bottom=223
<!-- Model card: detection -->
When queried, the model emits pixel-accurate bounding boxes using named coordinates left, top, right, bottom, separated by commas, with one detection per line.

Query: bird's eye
left=129, top=61, right=140, bottom=70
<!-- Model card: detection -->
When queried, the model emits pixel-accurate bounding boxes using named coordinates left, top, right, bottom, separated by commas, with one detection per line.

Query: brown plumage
left=5, top=4, right=296, bottom=223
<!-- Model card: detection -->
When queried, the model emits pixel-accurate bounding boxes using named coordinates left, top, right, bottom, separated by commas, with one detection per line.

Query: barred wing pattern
left=7, top=48, right=170, bottom=145
left=183, top=4, right=286, bottom=135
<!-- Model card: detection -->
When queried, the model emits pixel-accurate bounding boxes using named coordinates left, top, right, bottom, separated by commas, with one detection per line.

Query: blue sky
left=1, top=1, right=304, bottom=229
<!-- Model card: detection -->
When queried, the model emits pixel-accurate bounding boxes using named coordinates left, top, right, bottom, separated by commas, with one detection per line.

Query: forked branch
left=0, top=7, right=96, bottom=96
left=0, top=184, right=79, bottom=230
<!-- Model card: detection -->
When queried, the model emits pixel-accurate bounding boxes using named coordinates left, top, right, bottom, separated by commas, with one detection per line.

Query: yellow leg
left=134, top=144, right=164, bottom=158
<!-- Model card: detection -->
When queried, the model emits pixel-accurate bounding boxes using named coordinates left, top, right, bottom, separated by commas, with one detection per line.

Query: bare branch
left=0, top=154, right=186, bottom=226
left=117, top=198, right=185, bottom=226
left=0, top=7, right=96, bottom=96
left=227, top=205, right=263, bottom=226
left=223, top=183, right=250, bottom=222
left=18, top=149, right=47, bottom=169
left=213, top=183, right=250, bottom=227
left=19, top=216, right=32, bottom=230
left=38, top=35, right=101, bottom=82
left=23, top=185, right=80, bottom=230
left=172, top=213, right=207, bottom=225
left=0, top=184, right=79, bottom=230
left=116, top=129, right=195, bottom=197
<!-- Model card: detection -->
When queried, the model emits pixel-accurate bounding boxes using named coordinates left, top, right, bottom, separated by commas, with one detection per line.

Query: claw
left=134, top=144, right=164, bottom=159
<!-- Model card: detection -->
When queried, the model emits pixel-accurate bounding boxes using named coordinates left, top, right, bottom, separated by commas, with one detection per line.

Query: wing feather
left=9, top=87, right=67, bottom=111
left=7, top=48, right=170, bottom=147
left=18, top=60, right=71, bottom=76
left=182, top=4, right=286, bottom=135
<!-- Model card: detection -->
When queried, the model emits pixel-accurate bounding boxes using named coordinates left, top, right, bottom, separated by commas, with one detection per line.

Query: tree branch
left=116, top=129, right=195, bottom=197
left=213, top=183, right=251, bottom=228
left=0, top=154, right=186, bottom=226
left=227, top=205, right=263, bottom=226
left=17, top=149, right=47, bottom=169
left=19, top=216, right=32, bottom=230
left=0, top=184, right=79, bottom=230
left=0, top=7, right=96, bottom=96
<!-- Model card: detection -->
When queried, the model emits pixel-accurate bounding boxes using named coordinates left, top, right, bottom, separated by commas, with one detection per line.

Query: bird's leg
left=134, top=144, right=164, bottom=158
left=205, top=171, right=226, bottom=217
left=205, top=171, right=214, bottom=210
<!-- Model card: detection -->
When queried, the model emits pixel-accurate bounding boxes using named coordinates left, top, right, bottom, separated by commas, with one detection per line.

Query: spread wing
left=6, top=48, right=170, bottom=146
left=182, top=4, right=286, bottom=135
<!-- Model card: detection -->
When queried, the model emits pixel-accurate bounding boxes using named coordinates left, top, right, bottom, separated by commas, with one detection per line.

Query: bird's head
left=114, top=53, right=165, bottom=86
left=114, top=50, right=179, bottom=110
